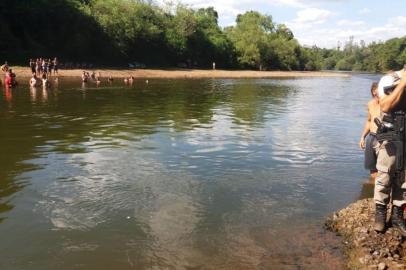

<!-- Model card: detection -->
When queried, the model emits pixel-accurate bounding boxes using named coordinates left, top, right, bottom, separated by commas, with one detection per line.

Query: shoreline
left=326, top=198, right=406, bottom=270
left=9, top=66, right=350, bottom=79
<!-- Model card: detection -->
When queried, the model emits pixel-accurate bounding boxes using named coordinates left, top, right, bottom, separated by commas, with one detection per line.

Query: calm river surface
left=0, top=75, right=379, bottom=269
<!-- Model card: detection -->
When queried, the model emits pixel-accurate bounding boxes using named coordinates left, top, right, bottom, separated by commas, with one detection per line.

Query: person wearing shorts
left=53, top=57, right=58, bottom=75
left=29, top=59, right=36, bottom=74
left=359, top=82, right=380, bottom=181
left=36, top=59, right=41, bottom=76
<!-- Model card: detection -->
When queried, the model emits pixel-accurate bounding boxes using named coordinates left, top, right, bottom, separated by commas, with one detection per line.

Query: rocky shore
left=326, top=199, right=406, bottom=270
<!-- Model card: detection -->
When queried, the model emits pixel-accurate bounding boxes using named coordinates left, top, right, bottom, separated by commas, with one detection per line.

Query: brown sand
left=10, top=66, right=349, bottom=79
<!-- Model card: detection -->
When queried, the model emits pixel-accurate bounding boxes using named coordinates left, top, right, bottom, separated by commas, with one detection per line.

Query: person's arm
left=380, top=78, right=406, bottom=112
left=359, top=104, right=371, bottom=149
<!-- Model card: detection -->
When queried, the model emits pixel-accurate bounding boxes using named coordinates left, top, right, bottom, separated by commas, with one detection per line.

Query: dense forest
left=0, top=0, right=405, bottom=71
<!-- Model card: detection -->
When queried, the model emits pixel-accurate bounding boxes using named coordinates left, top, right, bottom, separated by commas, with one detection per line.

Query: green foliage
left=276, top=24, right=294, bottom=40
left=0, top=0, right=123, bottom=63
left=298, top=47, right=323, bottom=71
left=1, top=1, right=405, bottom=71
left=225, top=11, right=307, bottom=70
left=165, top=5, right=197, bottom=54
left=266, top=37, right=301, bottom=70
left=305, top=36, right=406, bottom=72
left=226, top=12, right=268, bottom=68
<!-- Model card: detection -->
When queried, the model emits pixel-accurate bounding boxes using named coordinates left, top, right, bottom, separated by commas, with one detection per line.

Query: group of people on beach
left=30, top=58, right=58, bottom=77
left=2, top=56, right=145, bottom=90
left=359, top=65, right=406, bottom=236
left=0, top=58, right=60, bottom=88
left=28, top=58, right=59, bottom=88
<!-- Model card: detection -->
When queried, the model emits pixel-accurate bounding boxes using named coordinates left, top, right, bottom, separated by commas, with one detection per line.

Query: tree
left=276, top=24, right=294, bottom=40
left=226, top=11, right=274, bottom=68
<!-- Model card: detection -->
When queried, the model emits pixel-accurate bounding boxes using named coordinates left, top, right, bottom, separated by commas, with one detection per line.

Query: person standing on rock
left=374, top=69, right=406, bottom=235
left=359, top=82, right=380, bottom=182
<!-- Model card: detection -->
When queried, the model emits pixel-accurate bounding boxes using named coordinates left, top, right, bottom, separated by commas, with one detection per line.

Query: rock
left=325, top=199, right=406, bottom=269
left=365, top=255, right=373, bottom=263
left=392, top=262, right=406, bottom=270
left=360, top=228, right=369, bottom=234
left=378, top=262, right=387, bottom=270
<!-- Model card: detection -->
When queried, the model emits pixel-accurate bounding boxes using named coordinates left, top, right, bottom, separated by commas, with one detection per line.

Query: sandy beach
left=10, top=66, right=349, bottom=79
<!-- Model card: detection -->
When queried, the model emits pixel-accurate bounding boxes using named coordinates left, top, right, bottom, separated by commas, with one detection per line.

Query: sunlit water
left=0, top=75, right=380, bottom=269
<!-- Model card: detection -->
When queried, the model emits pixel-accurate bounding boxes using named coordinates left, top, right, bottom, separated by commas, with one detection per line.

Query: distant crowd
left=28, top=57, right=59, bottom=88
left=1, top=58, right=140, bottom=89
left=30, top=58, right=59, bottom=77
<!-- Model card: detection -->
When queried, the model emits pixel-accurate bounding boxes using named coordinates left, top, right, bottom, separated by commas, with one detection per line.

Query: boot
left=391, top=205, right=406, bottom=237
left=374, top=203, right=387, bottom=232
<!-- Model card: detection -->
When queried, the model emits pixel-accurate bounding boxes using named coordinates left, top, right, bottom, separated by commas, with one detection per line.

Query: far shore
left=10, top=66, right=350, bottom=79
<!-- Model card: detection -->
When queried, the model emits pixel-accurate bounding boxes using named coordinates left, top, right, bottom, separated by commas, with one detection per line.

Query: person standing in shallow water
left=29, top=59, right=35, bottom=75
left=359, top=82, right=380, bottom=182
left=53, top=57, right=59, bottom=75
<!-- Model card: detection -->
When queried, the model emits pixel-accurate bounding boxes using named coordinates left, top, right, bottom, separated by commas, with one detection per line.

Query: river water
left=0, top=75, right=380, bottom=269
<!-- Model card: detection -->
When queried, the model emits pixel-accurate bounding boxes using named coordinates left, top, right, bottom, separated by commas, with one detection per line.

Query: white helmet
left=378, top=71, right=402, bottom=97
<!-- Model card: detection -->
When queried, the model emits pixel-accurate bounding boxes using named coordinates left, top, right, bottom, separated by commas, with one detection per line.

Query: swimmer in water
left=128, top=76, right=134, bottom=84
left=5, top=69, right=17, bottom=87
left=29, top=74, right=40, bottom=87
left=82, top=71, right=89, bottom=83
left=42, top=73, right=50, bottom=88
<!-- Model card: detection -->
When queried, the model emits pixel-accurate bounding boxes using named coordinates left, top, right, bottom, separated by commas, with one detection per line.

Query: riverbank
left=10, top=66, right=350, bottom=79
left=326, top=199, right=406, bottom=270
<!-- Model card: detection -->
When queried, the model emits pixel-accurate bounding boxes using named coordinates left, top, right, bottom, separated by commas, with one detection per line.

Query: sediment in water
left=326, top=198, right=406, bottom=270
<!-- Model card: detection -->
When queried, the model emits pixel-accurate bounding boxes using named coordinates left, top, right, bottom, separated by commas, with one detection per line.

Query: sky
left=158, top=0, right=406, bottom=48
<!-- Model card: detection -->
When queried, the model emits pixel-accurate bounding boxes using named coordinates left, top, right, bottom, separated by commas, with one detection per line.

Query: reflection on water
left=0, top=76, right=378, bottom=269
